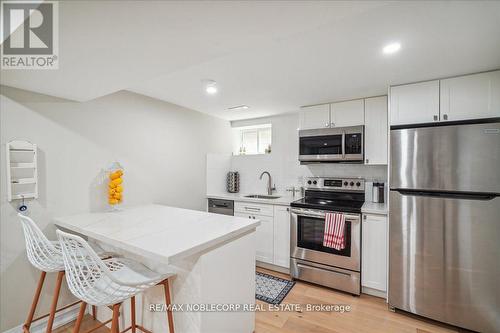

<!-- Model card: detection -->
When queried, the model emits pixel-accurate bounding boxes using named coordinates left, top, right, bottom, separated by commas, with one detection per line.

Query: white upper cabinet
left=299, top=104, right=330, bottom=130
left=273, top=206, right=290, bottom=268
left=440, top=70, right=500, bottom=121
left=390, top=80, right=440, bottom=126
left=330, top=99, right=364, bottom=127
left=364, top=96, right=388, bottom=165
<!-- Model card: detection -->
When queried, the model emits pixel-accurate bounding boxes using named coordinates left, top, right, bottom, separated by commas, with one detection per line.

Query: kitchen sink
left=244, top=194, right=281, bottom=199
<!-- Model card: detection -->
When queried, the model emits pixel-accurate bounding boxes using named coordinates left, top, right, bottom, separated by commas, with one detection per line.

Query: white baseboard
left=3, top=302, right=81, bottom=333
left=256, top=261, right=290, bottom=275
left=362, top=286, right=387, bottom=299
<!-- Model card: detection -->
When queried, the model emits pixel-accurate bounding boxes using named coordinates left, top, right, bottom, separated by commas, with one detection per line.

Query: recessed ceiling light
left=228, top=105, right=249, bottom=111
left=203, top=79, right=218, bottom=95
left=383, top=42, right=401, bottom=54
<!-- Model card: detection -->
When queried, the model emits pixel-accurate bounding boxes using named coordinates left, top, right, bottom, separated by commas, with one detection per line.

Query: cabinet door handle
left=330, top=122, right=335, bottom=127
left=443, top=114, right=448, bottom=120
left=433, top=115, right=438, bottom=121
left=365, top=158, right=369, bottom=164
left=325, top=122, right=329, bottom=127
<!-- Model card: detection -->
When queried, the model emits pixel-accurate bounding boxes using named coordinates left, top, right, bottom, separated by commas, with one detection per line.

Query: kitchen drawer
left=234, top=201, right=274, bottom=217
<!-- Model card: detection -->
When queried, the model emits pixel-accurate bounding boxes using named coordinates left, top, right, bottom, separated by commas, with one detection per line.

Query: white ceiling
left=2, top=1, right=500, bottom=120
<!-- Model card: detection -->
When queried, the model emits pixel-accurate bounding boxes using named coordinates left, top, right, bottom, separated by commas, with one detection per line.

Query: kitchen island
left=54, top=204, right=260, bottom=333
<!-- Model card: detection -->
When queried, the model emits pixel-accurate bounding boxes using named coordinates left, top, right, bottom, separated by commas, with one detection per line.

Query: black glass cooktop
left=291, top=190, right=364, bottom=213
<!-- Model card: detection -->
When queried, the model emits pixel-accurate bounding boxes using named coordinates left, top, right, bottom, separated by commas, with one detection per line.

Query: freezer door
left=390, top=122, right=500, bottom=193
left=389, top=190, right=500, bottom=333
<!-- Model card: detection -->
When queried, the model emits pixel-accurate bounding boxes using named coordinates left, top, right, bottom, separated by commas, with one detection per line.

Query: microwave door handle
left=341, top=132, right=346, bottom=159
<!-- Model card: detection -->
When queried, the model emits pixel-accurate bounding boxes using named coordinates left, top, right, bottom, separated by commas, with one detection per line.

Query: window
left=232, top=124, right=272, bottom=155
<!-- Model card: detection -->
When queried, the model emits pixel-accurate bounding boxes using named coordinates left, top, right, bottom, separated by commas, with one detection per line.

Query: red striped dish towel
left=323, top=212, right=346, bottom=250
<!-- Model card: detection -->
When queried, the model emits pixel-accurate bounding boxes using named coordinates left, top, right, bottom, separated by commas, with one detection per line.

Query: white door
left=361, top=214, right=387, bottom=293
left=299, top=104, right=330, bottom=130
left=440, top=70, right=500, bottom=121
left=390, top=80, right=440, bottom=125
left=273, top=206, right=290, bottom=268
left=364, top=96, right=388, bottom=165
left=330, top=99, right=364, bottom=127
left=235, top=212, right=274, bottom=264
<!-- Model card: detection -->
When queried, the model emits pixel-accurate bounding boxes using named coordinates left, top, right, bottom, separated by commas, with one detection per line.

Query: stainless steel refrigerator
left=389, top=120, right=500, bottom=333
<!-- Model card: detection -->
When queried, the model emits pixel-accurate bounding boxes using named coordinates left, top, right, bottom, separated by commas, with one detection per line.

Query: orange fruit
left=110, top=172, right=120, bottom=180
left=113, top=193, right=122, bottom=200
left=108, top=198, right=118, bottom=205
left=115, top=185, right=123, bottom=193
left=112, top=178, right=122, bottom=186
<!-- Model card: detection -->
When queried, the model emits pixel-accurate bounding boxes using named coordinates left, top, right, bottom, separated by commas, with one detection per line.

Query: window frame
left=233, top=124, right=272, bottom=156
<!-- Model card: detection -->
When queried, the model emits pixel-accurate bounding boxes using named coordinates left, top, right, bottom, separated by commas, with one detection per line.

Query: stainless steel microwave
left=298, top=125, right=364, bottom=163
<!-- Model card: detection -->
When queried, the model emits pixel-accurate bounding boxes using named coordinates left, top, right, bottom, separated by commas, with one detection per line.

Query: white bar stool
left=56, top=229, right=175, bottom=333
left=18, top=214, right=106, bottom=333
left=18, top=213, right=77, bottom=333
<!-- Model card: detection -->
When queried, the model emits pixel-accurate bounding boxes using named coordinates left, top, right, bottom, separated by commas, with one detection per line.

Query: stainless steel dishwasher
left=207, top=198, right=234, bottom=216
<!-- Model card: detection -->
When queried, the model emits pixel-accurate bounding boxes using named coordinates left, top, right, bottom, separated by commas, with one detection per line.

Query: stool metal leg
left=162, top=279, right=175, bottom=333
left=46, top=271, right=65, bottom=333
left=23, top=271, right=47, bottom=332
left=73, top=302, right=87, bottom=333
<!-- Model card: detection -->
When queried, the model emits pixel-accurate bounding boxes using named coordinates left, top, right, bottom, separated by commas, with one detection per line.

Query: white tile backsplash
left=208, top=113, right=388, bottom=195
left=206, top=153, right=232, bottom=194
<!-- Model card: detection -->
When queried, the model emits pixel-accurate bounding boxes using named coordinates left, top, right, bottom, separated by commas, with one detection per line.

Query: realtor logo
left=1, top=0, right=58, bottom=69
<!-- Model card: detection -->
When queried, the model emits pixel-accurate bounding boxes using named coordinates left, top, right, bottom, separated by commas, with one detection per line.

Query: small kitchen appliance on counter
left=372, top=182, right=384, bottom=203
left=226, top=171, right=240, bottom=193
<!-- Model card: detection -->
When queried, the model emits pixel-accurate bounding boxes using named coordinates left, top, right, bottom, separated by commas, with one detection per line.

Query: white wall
left=213, top=113, right=387, bottom=195
left=0, top=86, right=232, bottom=332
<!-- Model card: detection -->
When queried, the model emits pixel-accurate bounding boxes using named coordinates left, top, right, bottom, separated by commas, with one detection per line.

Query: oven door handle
left=290, top=208, right=360, bottom=222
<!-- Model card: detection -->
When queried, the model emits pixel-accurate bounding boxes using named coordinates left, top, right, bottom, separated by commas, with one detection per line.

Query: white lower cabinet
left=235, top=202, right=291, bottom=268
left=235, top=212, right=274, bottom=264
left=273, top=206, right=290, bottom=268
left=361, top=213, right=387, bottom=296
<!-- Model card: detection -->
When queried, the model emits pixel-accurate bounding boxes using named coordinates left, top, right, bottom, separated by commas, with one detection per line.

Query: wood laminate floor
left=54, top=268, right=462, bottom=333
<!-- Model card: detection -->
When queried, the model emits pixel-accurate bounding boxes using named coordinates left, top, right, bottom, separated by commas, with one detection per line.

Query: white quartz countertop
left=361, top=202, right=388, bottom=215
left=54, top=204, right=260, bottom=265
left=206, top=192, right=298, bottom=206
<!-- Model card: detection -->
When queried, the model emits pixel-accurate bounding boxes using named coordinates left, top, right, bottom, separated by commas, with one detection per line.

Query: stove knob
left=343, top=181, right=348, bottom=186
left=356, top=182, right=361, bottom=187
left=313, top=180, right=317, bottom=185
left=350, top=181, right=354, bottom=186
left=307, top=180, right=312, bottom=185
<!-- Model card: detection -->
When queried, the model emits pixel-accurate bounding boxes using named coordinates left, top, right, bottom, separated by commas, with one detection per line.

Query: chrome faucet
left=259, top=171, right=276, bottom=195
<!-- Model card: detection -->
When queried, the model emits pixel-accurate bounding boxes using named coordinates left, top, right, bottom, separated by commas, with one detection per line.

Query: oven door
left=290, top=208, right=360, bottom=271
left=299, top=128, right=344, bottom=162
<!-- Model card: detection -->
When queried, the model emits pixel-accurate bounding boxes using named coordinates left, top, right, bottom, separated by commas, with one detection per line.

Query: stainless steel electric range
left=290, top=177, right=365, bottom=295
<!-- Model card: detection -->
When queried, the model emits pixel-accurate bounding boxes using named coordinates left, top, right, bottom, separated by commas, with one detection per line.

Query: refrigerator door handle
left=392, top=189, right=498, bottom=201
